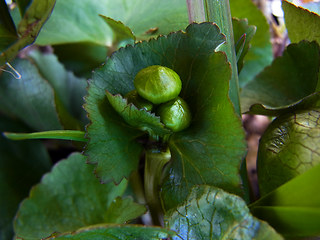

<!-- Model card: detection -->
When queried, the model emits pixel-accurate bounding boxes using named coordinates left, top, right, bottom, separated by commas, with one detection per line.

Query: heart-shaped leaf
left=84, top=23, right=231, bottom=186
left=283, top=0, right=320, bottom=45
left=241, top=41, right=320, bottom=113
left=164, top=185, right=283, bottom=240
left=161, top=52, right=246, bottom=210
left=14, top=153, right=128, bottom=240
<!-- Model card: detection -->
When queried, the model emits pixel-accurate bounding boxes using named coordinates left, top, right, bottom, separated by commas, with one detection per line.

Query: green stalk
left=186, top=0, right=206, bottom=23
left=3, top=130, right=87, bottom=142
left=144, top=148, right=171, bottom=225
left=186, top=0, right=241, bottom=115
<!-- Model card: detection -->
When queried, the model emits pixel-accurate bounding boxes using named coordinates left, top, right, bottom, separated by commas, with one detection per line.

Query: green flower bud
left=156, top=97, right=191, bottom=132
left=134, top=65, right=182, bottom=104
left=125, top=90, right=153, bottom=111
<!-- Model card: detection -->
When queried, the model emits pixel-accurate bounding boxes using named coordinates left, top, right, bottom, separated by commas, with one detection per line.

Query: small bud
left=134, top=65, right=182, bottom=104
left=156, top=97, right=191, bottom=132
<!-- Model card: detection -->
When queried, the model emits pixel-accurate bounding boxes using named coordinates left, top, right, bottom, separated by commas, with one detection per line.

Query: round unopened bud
left=134, top=65, right=182, bottom=104
left=156, top=97, right=191, bottom=132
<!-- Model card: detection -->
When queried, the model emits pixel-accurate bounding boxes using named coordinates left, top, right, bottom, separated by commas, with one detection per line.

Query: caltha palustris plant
left=83, top=22, right=247, bottom=225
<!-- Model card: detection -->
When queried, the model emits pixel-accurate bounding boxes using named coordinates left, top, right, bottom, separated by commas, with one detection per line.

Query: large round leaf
left=49, top=224, right=174, bottom=240
left=164, top=185, right=283, bottom=240
left=161, top=52, right=246, bottom=210
left=84, top=23, right=246, bottom=210
left=257, top=109, right=320, bottom=196
left=241, top=41, right=320, bottom=113
left=14, top=153, right=127, bottom=240
left=35, top=0, right=189, bottom=46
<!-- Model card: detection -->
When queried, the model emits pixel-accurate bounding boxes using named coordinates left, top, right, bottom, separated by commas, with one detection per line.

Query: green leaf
left=52, top=42, right=108, bottom=78
left=283, top=0, right=320, bottom=45
left=27, top=49, right=88, bottom=128
left=35, top=0, right=189, bottom=46
left=106, top=92, right=171, bottom=138
left=48, top=224, right=175, bottom=240
left=230, top=0, right=273, bottom=87
left=241, top=41, right=320, bottom=113
left=0, top=0, right=18, bottom=50
left=251, top=163, right=320, bottom=237
left=100, top=16, right=135, bottom=45
left=14, top=153, right=128, bottom=240
left=247, top=92, right=320, bottom=116
left=84, top=23, right=228, bottom=185
left=161, top=53, right=246, bottom=210
left=0, top=58, right=63, bottom=131
left=0, top=116, right=51, bottom=240
left=164, top=185, right=283, bottom=240
left=257, top=109, right=320, bottom=196
left=4, top=130, right=87, bottom=142
left=103, top=197, right=146, bottom=224
left=0, top=0, right=55, bottom=66
left=232, top=18, right=256, bottom=73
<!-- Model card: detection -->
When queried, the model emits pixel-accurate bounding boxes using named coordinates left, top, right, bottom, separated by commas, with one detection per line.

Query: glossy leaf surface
left=0, top=117, right=51, bottom=240
left=257, top=109, right=320, bottom=195
left=165, top=185, right=283, bottom=240
left=241, top=41, right=320, bottom=113
left=35, top=0, right=189, bottom=46
left=49, top=224, right=174, bottom=240
left=14, top=153, right=128, bottom=240
left=283, top=0, right=320, bottom=45
left=161, top=51, right=246, bottom=210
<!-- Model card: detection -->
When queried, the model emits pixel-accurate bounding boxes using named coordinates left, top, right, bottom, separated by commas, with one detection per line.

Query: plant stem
left=3, top=130, right=87, bottom=142
left=144, top=148, right=171, bottom=226
left=186, top=0, right=241, bottom=115
left=186, top=0, right=206, bottom=23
